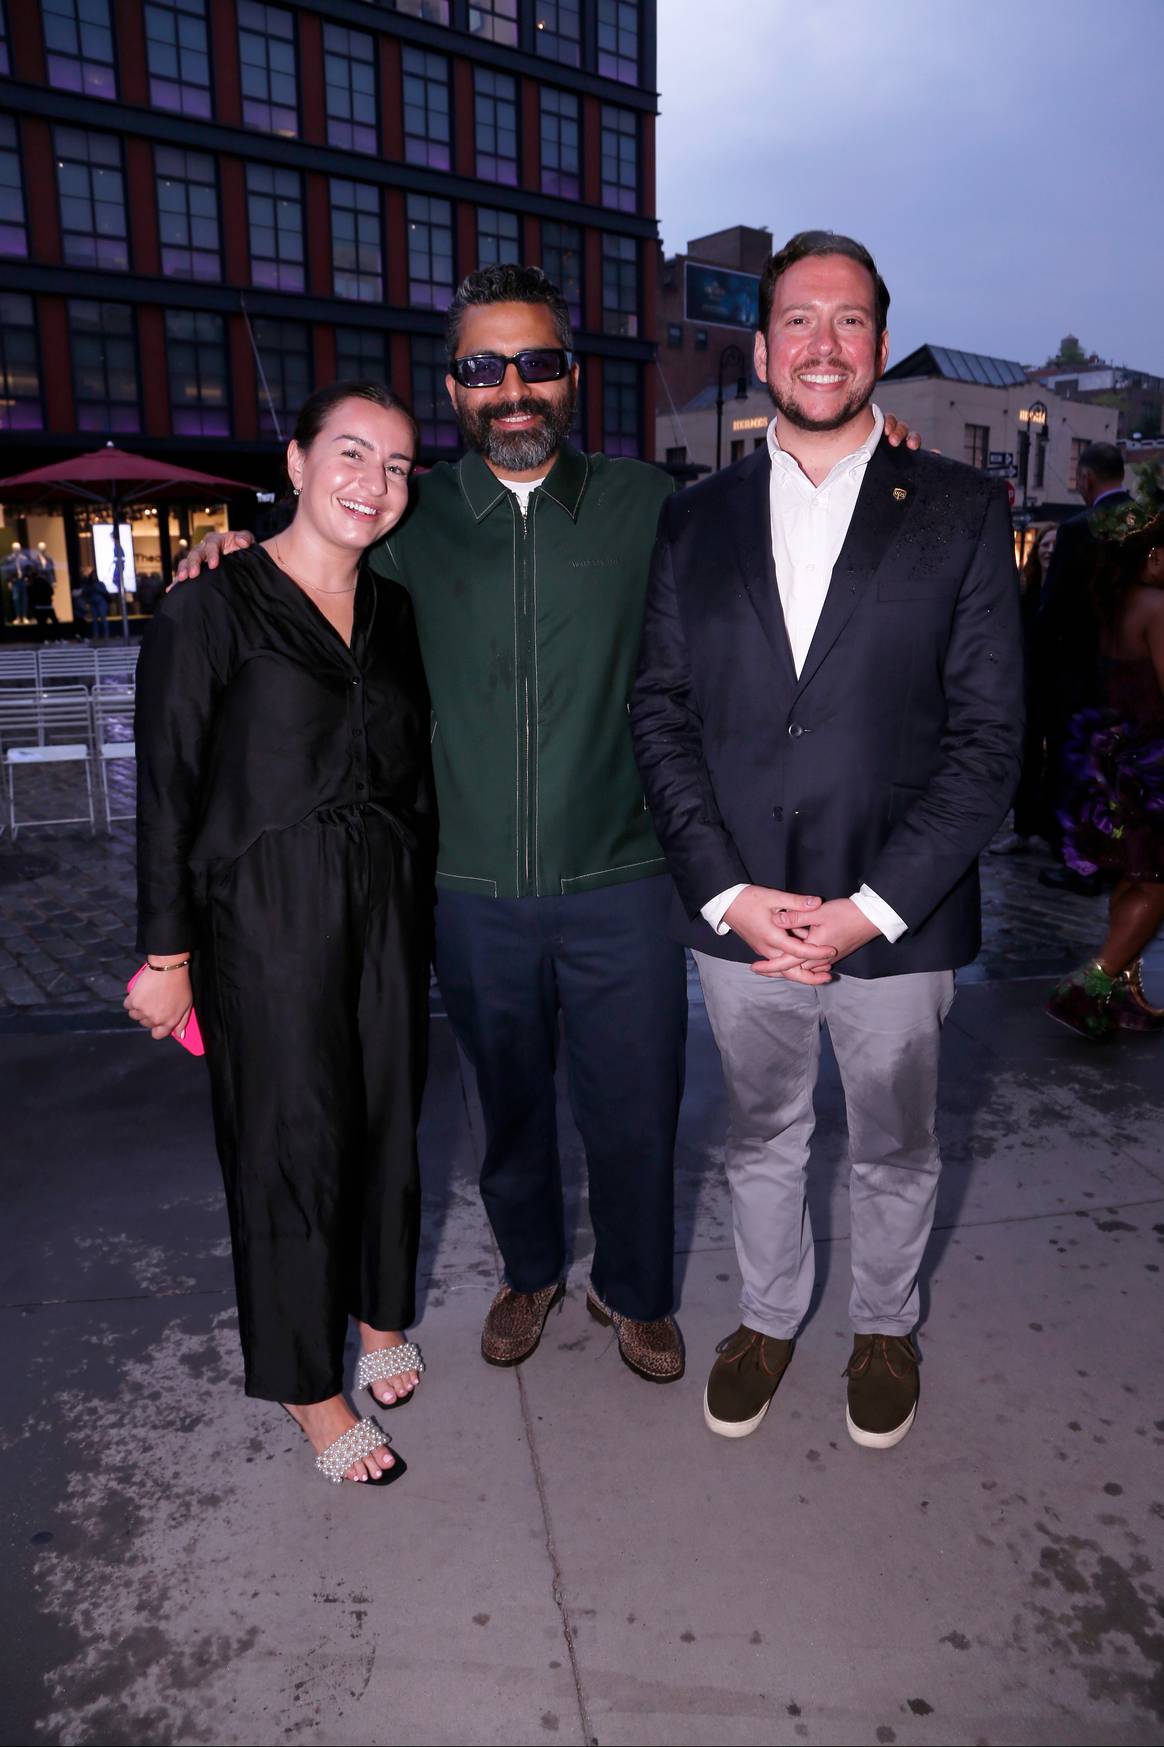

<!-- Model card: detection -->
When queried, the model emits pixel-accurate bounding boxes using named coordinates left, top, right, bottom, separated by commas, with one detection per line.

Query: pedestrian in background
left=1046, top=501, right=1164, bottom=1038
left=1037, top=443, right=1130, bottom=894
left=129, top=381, right=432, bottom=1489
left=991, top=523, right=1057, bottom=855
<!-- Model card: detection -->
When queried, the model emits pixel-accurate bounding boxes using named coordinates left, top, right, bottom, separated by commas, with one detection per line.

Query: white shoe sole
left=845, top=1401, right=917, bottom=1449
left=703, top=1384, right=771, bottom=1438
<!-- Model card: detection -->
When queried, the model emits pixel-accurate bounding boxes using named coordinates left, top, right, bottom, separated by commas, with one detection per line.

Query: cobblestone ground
left=1, top=756, right=1161, bottom=1013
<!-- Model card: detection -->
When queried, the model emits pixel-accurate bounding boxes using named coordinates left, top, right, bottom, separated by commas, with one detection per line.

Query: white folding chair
left=95, top=644, right=139, bottom=687
left=37, top=645, right=97, bottom=688
left=0, top=650, right=40, bottom=688
left=92, top=684, right=136, bottom=829
left=0, top=686, right=95, bottom=838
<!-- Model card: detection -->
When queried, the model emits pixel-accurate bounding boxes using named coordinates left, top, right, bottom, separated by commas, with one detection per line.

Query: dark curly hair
left=445, top=263, right=574, bottom=361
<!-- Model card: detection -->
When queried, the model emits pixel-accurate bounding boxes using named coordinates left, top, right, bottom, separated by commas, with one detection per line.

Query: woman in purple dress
left=1046, top=503, right=1164, bottom=1039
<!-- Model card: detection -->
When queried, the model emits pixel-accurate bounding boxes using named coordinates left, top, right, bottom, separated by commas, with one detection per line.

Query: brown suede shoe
left=585, top=1286, right=684, bottom=1382
left=480, top=1281, right=564, bottom=1367
left=703, top=1325, right=794, bottom=1438
left=844, top=1333, right=919, bottom=1449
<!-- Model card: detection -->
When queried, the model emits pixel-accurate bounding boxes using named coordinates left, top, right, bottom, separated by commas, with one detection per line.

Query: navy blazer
left=630, top=437, right=1025, bottom=978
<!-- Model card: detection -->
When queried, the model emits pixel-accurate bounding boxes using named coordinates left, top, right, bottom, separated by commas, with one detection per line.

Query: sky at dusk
left=656, top=0, right=1164, bottom=375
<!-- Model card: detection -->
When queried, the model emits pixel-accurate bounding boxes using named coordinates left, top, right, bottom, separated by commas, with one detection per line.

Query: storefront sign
left=731, top=416, right=769, bottom=433
left=92, top=522, right=138, bottom=595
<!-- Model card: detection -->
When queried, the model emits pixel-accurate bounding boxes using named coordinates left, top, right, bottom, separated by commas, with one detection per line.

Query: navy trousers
left=433, top=875, right=687, bottom=1322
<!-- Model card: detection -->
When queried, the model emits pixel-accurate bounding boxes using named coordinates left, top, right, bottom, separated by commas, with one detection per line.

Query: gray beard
left=457, top=388, right=577, bottom=473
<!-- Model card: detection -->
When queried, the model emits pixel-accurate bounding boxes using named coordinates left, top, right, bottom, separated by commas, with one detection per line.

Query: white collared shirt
left=702, top=404, right=907, bottom=944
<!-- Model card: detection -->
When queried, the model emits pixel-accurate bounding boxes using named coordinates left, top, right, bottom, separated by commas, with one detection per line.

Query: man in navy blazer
left=631, top=231, right=1023, bottom=1451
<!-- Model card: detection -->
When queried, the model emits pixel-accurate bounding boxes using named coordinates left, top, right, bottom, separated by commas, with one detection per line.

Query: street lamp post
left=1019, top=399, right=1048, bottom=519
left=715, top=343, right=750, bottom=472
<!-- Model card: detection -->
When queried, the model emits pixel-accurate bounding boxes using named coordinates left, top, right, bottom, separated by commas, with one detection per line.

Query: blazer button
left=788, top=723, right=804, bottom=738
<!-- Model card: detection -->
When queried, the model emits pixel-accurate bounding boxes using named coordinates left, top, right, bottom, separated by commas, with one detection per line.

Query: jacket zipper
left=516, top=495, right=535, bottom=897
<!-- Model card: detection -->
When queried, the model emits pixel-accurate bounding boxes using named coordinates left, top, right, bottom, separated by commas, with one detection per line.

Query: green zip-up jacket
left=369, top=442, right=673, bottom=900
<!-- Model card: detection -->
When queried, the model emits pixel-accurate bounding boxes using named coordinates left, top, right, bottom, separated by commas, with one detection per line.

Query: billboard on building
left=684, top=262, right=760, bottom=330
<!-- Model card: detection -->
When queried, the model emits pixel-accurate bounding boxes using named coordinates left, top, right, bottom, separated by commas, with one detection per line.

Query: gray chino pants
left=694, top=955, right=956, bottom=1340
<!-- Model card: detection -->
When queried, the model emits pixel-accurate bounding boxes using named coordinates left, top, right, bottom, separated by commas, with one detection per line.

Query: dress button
left=351, top=676, right=360, bottom=688
left=788, top=723, right=804, bottom=738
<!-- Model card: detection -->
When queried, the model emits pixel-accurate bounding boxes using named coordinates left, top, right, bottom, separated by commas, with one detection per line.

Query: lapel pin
left=892, top=486, right=908, bottom=502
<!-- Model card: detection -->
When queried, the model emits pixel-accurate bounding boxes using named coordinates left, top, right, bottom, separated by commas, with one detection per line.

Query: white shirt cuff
left=850, top=885, right=908, bottom=943
left=702, top=883, right=749, bottom=936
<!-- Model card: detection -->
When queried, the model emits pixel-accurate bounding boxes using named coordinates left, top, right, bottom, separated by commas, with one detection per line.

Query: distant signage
left=1018, top=402, right=1048, bottom=427
left=731, top=416, right=768, bottom=433
left=684, top=261, right=760, bottom=331
left=988, top=450, right=1014, bottom=466
left=92, top=522, right=137, bottom=596
left=986, top=464, right=1018, bottom=479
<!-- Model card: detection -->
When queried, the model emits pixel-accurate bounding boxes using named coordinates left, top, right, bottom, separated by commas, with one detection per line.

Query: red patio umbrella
left=0, top=443, right=255, bottom=638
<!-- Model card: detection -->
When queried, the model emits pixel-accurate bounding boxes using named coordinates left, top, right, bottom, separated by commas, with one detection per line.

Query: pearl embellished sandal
left=356, top=1340, right=425, bottom=1408
left=281, top=1405, right=406, bottom=1487
left=314, top=1415, right=406, bottom=1487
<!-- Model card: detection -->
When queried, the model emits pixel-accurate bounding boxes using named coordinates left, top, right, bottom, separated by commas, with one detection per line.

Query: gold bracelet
left=146, top=958, right=191, bottom=972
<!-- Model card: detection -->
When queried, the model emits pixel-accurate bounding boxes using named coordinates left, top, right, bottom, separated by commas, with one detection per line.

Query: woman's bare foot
left=284, top=1394, right=394, bottom=1482
left=357, top=1322, right=422, bottom=1407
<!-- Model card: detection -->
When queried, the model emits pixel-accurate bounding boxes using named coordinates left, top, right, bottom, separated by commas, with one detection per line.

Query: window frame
left=144, top=0, right=213, bottom=119
left=477, top=205, right=520, bottom=269
left=601, top=231, right=638, bottom=338
left=406, top=192, right=454, bottom=312
left=402, top=46, right=452, bottom=172
left=600, top=105, right=638, bottom=213
left=251, top=314, right=311, bottom=440
left=237, top=0, right=299, bottom=138
left=0, top=292, right=44, bottom=431
left=602, top=358, right=639, bottom=458
left=411, top=333, right=460, bottom=455
left=42, top=0, right=118, bottom=101
left=0, top=116, right=29, bottom=260
left=540, top=87, right=580, bottom=200
left=468, top=0, right=518, bottom=47
left=69, top=298, right=141, bottom=434
left=246, top=161, right=305, bottom=294
left=323, top=23, right=377, bottom=156
left=542, top=219, right=582, bottom=330
left=474, top=66, right=518, bottom=187
left=330, top=176, right=383, bottom=304
left=534, top=1, right=581, bottom=68
left=596, top=0, right=640, bottom=84
left=54, top=126, right=130, bottom=273
left=165, top=307, right=232, bottom=437
left=156, top=145, right=222, bottom=282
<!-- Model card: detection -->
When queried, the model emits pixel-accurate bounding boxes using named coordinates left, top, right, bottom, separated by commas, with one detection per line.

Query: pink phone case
left=127, top=965, right=205, bottom=1056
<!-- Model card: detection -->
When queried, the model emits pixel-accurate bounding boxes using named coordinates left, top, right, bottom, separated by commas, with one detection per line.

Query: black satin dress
left=135, top=547, right=434, bottom=1404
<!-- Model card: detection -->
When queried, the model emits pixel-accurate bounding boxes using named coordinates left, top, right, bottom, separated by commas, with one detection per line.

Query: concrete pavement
left=2, top=949, right=1163, bottom=1745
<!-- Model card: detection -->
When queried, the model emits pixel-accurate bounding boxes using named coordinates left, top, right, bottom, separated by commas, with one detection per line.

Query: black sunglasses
left=450, top=348, right=575, bottom=389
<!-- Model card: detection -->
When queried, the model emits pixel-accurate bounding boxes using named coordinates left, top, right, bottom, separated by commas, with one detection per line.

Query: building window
left=335, top=326, right=387, bottom=384
left=55, top=128, right=128, bottom=271
left=324, top=25, right=376, bottom=155
left=403, top=48, right=451, bottom=171
left=411, top=336, right=459, bottom=453
left=477, top=207, right=519, bottom=268
left=540, top=89, right=580, bottom=200
left=542, top=221, right=582, bottom=329
left=69, top=300, right=139, bottom=433
left=252, top=316, right=310, bottom=439
left=1034, top=433, right=1047, bottom=489
left=156, top=147, right=220, bottom=281
left=754, top=435, right=766, bottom=450
left=665, top=444, right=686, bottom=466
left=144, top=0, right=212, bottom=118
left=963, top=423, right=989, bottom=469
left=601, top=107, right=637, bottom=212
left=43, top=0, right=117, bottom=99
left=603, top=360, right=638, bottom=458
left=730, top=439, right=744, bottom=463
left=666, top=322, right=682, bottom=348
left=475, top=68, right=518, bottom=186
left=166, top=308, right=229, bottom=436
left=694, top=328, right=707, bottom=350
left=0, top=294, right=42, bottom=430
left=0, top=117, right=28, bottom=259
left=246, top=163, right=304, bottom=293
left=469, top=0, right=517, bottom=46
left=331, top=178, right=382, bottom=303
left=395, top=0, right=449, bottom=21
left=597, top=0, right=639, bottom=83
left=238, top=0, right=297, bottom=137
left=601, top=233, right=638, bottom=337
left=406, top=193, right=453, bottom=311
left=1068, top=437, right=1084, bottom=491
left=535, top=2, right=581, bottom=67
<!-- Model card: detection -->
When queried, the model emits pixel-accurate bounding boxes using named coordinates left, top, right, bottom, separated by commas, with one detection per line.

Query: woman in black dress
left=1046, top=503, right=1164, bottom=1040
left=127, top=382, right=433, bottom=1485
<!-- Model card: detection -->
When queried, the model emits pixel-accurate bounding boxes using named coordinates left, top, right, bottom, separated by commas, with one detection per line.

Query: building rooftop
left=881, top=345, right=1029, bottom=388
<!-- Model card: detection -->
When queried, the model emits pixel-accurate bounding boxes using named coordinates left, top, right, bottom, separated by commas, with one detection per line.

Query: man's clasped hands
left=723, top=888, right=880, bottom=983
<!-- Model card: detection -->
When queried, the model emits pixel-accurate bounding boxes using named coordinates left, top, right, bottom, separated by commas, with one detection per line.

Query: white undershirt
left=498, top=476, right=548, bottom=518
left=701, top=404, right=907, bottom=945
